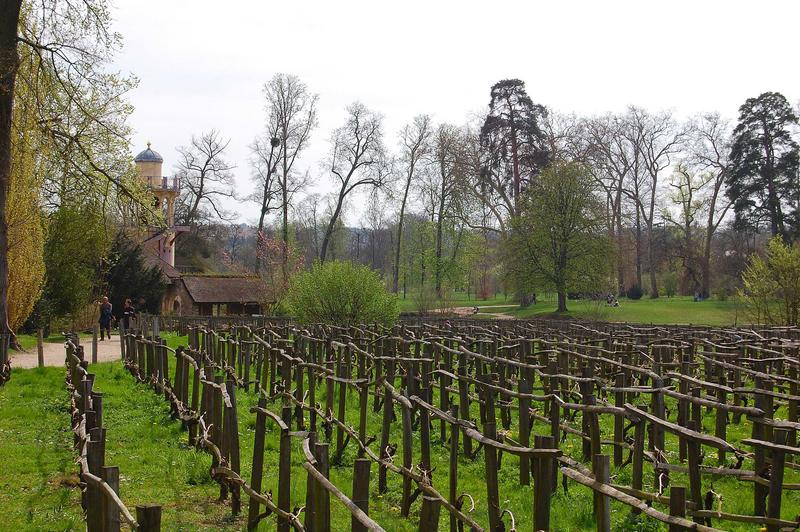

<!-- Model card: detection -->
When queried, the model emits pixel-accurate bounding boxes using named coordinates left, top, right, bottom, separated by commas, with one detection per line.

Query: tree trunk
left=648, top=227, right=658, bottom=298
left=634, top=209, right=642, bottom=289
left=392, top=173, right=413, bottom=293
left=434, top=183, right=445, bottom=298
left=615, top=188, right=624, bottom=295
left=319, top=196, right=344, bottom=263
left=281, top=134, right=289, bottom=277
left=255, top=210, right=266, bottom=274
left=0, top=0, right=22, bottom=337
left=701, top=192, right=718, bottom=299
left=557, top=291, right=567, bottom=313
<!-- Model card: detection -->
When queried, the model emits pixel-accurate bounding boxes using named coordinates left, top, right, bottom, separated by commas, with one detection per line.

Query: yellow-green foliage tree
left=6, top=47, right=46, bottom=333
left=740, top=236, right=800, bottom=325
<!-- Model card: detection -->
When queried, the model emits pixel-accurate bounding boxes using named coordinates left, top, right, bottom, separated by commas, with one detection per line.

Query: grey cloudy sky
left=112, top=0, right=799, bottom=224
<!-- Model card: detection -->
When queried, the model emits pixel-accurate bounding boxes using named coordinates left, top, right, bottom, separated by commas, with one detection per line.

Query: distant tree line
left=178, top=75, right=799, bottom=313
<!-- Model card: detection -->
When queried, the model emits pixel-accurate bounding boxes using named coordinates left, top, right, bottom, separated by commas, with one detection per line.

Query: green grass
left=396, top=292, right=743, bottom=326
left=0, top=366, right=83, bottom=530
left=504, top=296, right=744, bottom=326
left=397, top=291, right=512, bottom=312
left=5, top=335, right=797, bottom=530
left=15, top=332, right=90, bottom=351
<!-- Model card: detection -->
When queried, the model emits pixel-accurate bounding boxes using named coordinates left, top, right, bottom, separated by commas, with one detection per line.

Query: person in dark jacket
left=121, top=298, right=136, bottom=332
left=98, top=296, right=113, bottom=340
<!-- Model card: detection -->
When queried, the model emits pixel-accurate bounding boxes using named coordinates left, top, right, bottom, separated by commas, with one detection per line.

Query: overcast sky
left=111, top=0, right=799, bottom=225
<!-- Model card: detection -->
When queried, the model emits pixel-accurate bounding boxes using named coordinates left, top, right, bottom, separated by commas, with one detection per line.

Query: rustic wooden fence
left=65, top=335, right=162, bottom=531
left=114, top=318, right=800, bottom=530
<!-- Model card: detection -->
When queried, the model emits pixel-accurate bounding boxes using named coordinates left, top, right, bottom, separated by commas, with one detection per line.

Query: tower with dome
left=134, top=143, right=183, bottom=267
left=130, top=143, right=266, bottom=316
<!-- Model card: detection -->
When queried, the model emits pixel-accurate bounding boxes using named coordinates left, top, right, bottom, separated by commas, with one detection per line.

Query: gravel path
left=10, top=335, right=123, bottom=369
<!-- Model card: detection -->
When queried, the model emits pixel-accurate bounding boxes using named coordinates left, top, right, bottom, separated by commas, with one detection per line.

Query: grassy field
left=397, top=291, right=744, bottom=326
left=397, top=291, right=512, bottom=312
left=503, top=295, right=744, bottom=326
left=0, top=366, right=83, bottom=530
left=15, top=332, right=91, bottom=351
left=4, top=339, right=798, bottom=530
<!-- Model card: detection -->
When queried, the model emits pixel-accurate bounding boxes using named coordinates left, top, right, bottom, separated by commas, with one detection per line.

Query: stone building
left=133, top=144, right=265, bottom=316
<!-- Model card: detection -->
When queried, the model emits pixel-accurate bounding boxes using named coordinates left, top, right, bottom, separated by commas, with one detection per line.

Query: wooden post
left=668, top=486, right=686, bottom=532
left=378, top=359, right=395, bottom=494
left=400, top=402, right=414, bottom=517
left=92, top=324, right=99, bottom=363
left=225, top=380, right=241, bottom=515
left=593, top=454, right=610, bottom=532
left=313, top=443, right=331, bottom=532
left=481, top=376, right=501, bottom=532
left=418, top=495, right=441, bottom=532
left=101, top=465, right=121, bottom=532
left=278, top=406, right=292, bottom=532
left=248, top=398, right=267, bottom=530
left=533, top=435, right=554, bottom=532
left=304, top=432, right=317, bottom=530
left=685, top=420, right=703, bottom=522
left=136, top=505, right=162, bottom=532
left=766, top=429, right=789, bottom=532
left=519, top=370, right=532, bottom=485
left=449, top=403, right=459, bottom=532
left=37, top=329, right=44, bottom=368
left=613, top=373, right=624, bottom=467
left=457, top=351, right=473, bottom=458
left=86, top=438, right=103, bottom=531
left=631, top=419, right=645, bottom=515
left=351, top=458, right=371, bottom=532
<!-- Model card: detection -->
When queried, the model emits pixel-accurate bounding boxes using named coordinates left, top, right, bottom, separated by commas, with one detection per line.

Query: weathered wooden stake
left=351, top=458, right=371, bottom=532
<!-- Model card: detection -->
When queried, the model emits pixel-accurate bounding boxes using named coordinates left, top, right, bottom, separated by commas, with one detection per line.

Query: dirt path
left=10, top=335, right=122, bottom=369
left=450, top=305, right=516, bottom=320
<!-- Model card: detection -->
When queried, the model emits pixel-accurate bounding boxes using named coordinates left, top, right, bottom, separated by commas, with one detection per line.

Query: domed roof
left=134, top=142, right=163, bottom=163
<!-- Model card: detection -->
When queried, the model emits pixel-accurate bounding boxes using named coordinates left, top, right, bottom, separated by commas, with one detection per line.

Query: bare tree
left=425, top=123, right=463, bottom=297
left=459, top=125, right=508, bottom=235
left=690, top=113, right=734, bottom=297
left=262, top=74, right=318, bottom=273
left=624, top=108, right=687, bottom=298
left=249, top=130, right=282, bottom=272
left=175, top=130, right=236, bottom=226
left=393, top=114, right=431, bottom=291
left=583, top=114, right=637, bottom=293
left=663, top=162, right=704, bottom=292
left=293, top=193, right=323, bottom=260
left=362, top=190, right=390, bottom=271
left=319, top=102, right=388, bottom=263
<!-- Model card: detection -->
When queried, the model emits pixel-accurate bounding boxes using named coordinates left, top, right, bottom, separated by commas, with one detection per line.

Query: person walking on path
left=121, top=298, right=136, bottom=332
left=98, top=296, right=113, bottom=340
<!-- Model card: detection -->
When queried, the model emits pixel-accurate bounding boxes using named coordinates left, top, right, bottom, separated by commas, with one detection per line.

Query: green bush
left=286, top=261, right=399, bottom=326
left=626, top=284, right=644, bottom=300
left=662, top=271, right=678, bottom=298
left=740, top=236, right=800, bottom=325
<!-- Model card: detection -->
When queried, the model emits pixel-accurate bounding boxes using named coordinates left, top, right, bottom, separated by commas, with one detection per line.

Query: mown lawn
left=15, top=332, right=90, bottom=352
left=397, top=291, right=512, bottom=312
left=0, top=366, right=83, bottom=531
left=504, top=296, right=744, bottom=326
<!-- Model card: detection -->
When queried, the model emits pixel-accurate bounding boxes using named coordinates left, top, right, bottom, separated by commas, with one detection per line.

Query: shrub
left=626, top=284, right=644, bottom=300
left=662, top=271, right=678, bottom=298
left=739, top=236, right=800, bottom=325
left=286, top=261, right=399, bottom=326
left=413, top=285, right=437, bottom=315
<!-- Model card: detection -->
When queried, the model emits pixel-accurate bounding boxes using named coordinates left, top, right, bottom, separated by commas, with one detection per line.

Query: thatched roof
left=182, top=276, right=265, bottom=304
